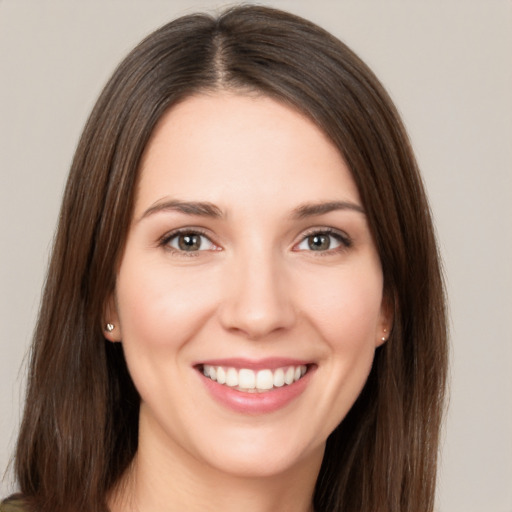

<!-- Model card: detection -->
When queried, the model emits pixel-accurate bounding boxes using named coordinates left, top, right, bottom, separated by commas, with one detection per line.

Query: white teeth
left=202, top=364, right=308, bottom=392
left=239, top=369, right=256, bottom=389
left=284, top=366, right=295, bottom=385
left=256, top=369, right=274, bottom=390
left=273, top=368, right=285, bottom=387
left=226, top=367, right=238, bottom=387
left=217, top=366, right=226, bottom=384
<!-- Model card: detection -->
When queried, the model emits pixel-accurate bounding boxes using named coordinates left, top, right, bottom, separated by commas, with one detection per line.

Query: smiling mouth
left=199, top=364, right=309, bottom=393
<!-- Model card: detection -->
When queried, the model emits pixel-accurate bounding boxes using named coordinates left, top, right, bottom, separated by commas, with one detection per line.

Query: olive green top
left=0, top=497, right=27, bottom=512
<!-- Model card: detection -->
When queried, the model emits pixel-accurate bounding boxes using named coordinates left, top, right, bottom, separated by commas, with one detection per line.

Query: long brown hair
left=13, top=6, right=447, bottom=512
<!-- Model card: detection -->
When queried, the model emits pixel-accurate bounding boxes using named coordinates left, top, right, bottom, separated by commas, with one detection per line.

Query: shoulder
left=0, top=495, right=29, bottom=512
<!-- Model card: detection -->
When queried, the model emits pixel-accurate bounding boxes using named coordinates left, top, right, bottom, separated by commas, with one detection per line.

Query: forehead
left=135, top=92, right=361, bottom=215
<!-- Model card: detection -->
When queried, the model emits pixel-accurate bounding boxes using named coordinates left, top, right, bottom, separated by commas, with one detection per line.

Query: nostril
left=218, top=300, right=297, bottom=340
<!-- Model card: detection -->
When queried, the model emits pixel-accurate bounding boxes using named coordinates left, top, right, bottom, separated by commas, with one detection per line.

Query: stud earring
left=381, top=328, right=388, bottom=342
left=105, top=323, right=115, bottom=333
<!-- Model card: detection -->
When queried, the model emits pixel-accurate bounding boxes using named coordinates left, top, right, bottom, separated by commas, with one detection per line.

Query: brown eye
left=178, top=234, right=201, bottom=251
left=295, top=230, right=350, bottom=253
left=166, top=232, right=216, bottom=252
left=308, top=234, right=331, bottom=251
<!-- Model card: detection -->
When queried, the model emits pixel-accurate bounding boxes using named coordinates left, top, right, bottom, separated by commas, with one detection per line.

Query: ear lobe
left=376, top=293, right=394, bottom=347
left=103, top=294, right=121, bottom=342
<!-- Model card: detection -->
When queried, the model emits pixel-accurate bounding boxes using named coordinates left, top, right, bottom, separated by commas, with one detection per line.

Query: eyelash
left=159, top=227, right=352, bottom=256
left=159, top=228, right=218, bottom=257
left=295, top=227, right=352, bottom=255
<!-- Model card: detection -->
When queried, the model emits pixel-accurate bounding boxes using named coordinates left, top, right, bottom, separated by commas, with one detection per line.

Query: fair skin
left=106, top=92, right=391, bottom=512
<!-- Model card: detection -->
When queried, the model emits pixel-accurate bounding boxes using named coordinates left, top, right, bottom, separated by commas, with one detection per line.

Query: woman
left=1, top=5, right=447, bottom=512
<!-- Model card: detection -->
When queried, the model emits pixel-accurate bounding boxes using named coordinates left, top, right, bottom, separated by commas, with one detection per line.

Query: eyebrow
left=138, top=199, right=223, bottom=222
left=138, top=198, right=364, bottom=223
left=291, top=200, right=365, bottom=219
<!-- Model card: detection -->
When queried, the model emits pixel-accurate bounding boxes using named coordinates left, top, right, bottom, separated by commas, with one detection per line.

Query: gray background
left=1, top=1, right=511, bottom=510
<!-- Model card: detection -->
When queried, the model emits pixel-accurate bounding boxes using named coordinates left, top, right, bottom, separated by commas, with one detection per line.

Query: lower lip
left=199, top=368, right=313, bottom=414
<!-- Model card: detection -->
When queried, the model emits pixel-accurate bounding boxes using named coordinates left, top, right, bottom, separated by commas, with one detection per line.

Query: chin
left=188, top=422, right=327, bottom=480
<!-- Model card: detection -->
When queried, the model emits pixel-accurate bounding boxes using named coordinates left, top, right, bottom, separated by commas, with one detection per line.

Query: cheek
left=310, top=267, right=383, bottom=416
left=300, top=263, right=384, bottom=344
left=115, top=256, right=219, bottom=353
left=114, top=256, right=223, bottom=413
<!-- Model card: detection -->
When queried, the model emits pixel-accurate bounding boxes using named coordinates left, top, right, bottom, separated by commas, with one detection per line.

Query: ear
left=376, top=292, right=394, bottom=347
left=103, top=293, right=122, bottom=342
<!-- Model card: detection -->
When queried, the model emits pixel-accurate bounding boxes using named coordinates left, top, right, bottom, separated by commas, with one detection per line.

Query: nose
left=218, top=249, right=297, bottom=340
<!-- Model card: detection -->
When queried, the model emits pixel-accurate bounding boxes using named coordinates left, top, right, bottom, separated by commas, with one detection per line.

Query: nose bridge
left=219, top=241, right=296, bottom=339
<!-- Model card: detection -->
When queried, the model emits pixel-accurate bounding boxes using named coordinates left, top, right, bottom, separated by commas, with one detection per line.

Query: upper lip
left=194, top=357, right=313, bottom=371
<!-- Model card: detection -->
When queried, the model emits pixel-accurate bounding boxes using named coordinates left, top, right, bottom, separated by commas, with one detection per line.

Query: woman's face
left=107, top=92, right=390, bottom=479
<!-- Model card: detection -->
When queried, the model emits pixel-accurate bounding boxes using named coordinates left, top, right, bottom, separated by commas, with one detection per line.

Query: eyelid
left=157, top=226, right=352, bottom=255
left=293, top=227, right=352, bottom=252
left=159, top=227, right=221, bottom=254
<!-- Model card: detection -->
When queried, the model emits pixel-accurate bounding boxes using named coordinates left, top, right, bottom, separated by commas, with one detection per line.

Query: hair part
left=13, top=6, right=447, bottom=512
